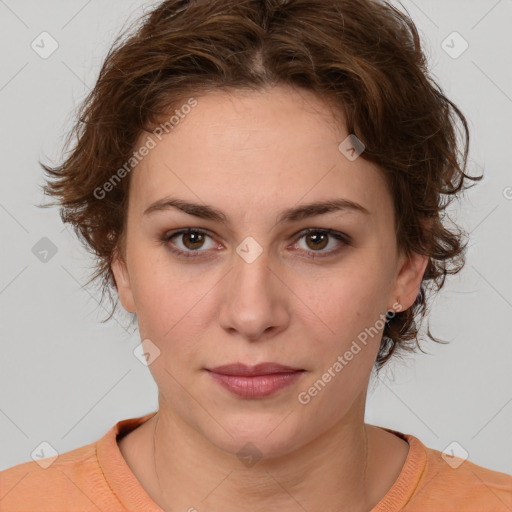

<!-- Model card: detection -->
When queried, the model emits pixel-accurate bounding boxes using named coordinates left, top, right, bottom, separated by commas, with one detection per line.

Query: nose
left=217, top=247, right=290, bottom=342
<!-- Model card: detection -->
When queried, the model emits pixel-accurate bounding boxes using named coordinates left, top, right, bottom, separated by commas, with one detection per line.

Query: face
left=112, top=85, right=427, bottom=458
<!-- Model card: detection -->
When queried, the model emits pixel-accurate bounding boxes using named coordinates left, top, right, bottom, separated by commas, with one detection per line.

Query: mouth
left=207, top=362, right=304, bottom=376
left=205, top=362, right=306, bottom=399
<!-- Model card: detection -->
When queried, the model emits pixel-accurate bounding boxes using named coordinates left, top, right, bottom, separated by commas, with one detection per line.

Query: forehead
left=128, top=86, right=391, bottom=223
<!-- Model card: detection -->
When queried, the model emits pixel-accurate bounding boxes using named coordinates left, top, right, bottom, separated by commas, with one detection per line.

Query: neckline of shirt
left=97, top=411, right=427, bottom=511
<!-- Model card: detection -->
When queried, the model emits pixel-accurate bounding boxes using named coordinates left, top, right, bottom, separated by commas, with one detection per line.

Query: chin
left=202, top=415, right=307, bottom=463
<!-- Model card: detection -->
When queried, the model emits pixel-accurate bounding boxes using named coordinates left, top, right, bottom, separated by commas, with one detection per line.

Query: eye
left=162, top=228, right=217, bottom=258
left=161, top=227, right=351, bottom=259
left=292, top=228, right=350, bottom=258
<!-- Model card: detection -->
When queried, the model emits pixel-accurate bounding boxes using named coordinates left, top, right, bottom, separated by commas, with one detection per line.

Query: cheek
left=128, top=257, right=212, bottom=367
left=128, top=244, right=189, bottom=319
left=296, top=260, right=391, bottom=373
left=304, top=264, right=389, bottom=331
left=295, top=338, right=373, bottom=432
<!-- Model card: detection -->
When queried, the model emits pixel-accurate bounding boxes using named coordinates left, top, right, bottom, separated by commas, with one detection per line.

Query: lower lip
left=207, top=371, right=304, bottom=398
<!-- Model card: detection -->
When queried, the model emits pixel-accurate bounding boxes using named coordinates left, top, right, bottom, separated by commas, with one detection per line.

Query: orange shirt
left=1, top=411, right=511, bottom=511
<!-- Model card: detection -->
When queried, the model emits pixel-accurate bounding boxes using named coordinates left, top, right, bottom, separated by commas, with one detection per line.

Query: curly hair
left=39, top=0, right=482, bottom=372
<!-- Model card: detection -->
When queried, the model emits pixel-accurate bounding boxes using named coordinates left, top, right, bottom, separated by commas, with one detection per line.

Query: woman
left=1, top=0, right=510, bottom=510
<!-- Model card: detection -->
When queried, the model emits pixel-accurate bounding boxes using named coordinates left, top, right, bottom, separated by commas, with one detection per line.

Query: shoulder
left=0, top=440, right=105, bottom=511
left=407, top=436, right=512, bottom=511
left=0, top=413, right=156, bottom=511
left=373, top=426, right=512, bottom=511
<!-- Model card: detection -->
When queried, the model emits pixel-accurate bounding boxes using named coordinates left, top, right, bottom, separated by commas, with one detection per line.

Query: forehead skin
left=127, top=85, right=396, bottom=258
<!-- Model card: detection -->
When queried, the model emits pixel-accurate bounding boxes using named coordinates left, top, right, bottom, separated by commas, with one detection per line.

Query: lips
left=206, top=363, right=305, bottom=399
left=207, top=362, right=304, bottom=376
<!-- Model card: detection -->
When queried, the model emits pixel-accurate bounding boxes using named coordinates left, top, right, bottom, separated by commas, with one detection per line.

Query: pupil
left=185, top=232, right=203, bottom=249
left=309, top=233, right=327, bottom=250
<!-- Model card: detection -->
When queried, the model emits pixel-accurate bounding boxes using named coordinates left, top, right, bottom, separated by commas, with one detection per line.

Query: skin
left=112, top=84, right=429, bottom=512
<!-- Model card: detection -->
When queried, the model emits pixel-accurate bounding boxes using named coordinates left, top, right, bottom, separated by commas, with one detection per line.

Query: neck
left=147, top=398, right=376, bottom=512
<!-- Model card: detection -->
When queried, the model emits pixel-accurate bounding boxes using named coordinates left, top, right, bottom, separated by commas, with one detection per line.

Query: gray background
left=0, top=0, right=511, bottom=475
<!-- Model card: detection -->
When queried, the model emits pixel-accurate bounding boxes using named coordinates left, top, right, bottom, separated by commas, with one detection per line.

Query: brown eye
left=162, top=227, right=350, bottom=260
left=180, top=231, right=206, bottom=250
left=162, top=228, right=217, bottom=258
left=304, top=232, right=329, bottom=251
left=294, top=228, right=350, bottom=258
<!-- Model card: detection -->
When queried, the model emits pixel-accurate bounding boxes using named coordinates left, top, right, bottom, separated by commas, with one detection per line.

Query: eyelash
left=161, top=228, right=351, bottom=260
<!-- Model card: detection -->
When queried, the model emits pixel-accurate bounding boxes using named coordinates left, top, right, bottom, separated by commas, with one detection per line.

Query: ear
left=111, top=248, right=136, bottom=313
left=391, top=250, right=429, bottom=312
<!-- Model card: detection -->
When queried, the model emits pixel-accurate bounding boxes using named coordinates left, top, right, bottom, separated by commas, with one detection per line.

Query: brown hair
left=39, top=0, right=481, bottom=372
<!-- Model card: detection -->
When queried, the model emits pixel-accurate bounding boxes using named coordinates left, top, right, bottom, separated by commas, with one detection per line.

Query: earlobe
left=111, top=250, right=136, bottom=313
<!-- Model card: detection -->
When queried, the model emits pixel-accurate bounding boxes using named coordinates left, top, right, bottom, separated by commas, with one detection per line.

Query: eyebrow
left=143, top=197, right=370, bottom=224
